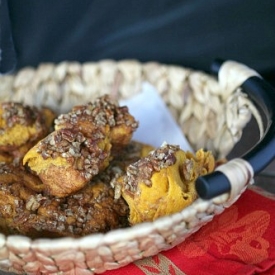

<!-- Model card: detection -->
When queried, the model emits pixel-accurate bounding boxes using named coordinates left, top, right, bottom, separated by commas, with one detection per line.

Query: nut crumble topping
left=36, top=128, right=110, bottom=180
left=1, top=102, right=42, bottom=128
left=0, top=163, right=129, bottom=238
left=123, top=143, right=179, bottom=194
left=54, top=95, right=138, bottom=130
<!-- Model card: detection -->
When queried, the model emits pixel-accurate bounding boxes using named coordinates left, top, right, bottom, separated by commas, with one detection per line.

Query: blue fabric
left=2, top=0, right=275, bottom=75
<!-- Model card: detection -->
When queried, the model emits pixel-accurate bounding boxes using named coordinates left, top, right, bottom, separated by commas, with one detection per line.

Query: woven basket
left=0, top=59, right=274, bottom=275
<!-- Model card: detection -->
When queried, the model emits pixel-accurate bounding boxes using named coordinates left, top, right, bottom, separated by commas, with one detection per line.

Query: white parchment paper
left=120, top=82, right=193, bottom=151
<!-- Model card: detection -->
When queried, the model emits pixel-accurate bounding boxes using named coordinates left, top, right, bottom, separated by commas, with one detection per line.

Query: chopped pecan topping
left=123, top=143, right=179, bottom=193
left=36, top=128, right=110, bottom=180
left=1, top=102, right=42, bottom=128
left=55, top=95, right=138, bottom=129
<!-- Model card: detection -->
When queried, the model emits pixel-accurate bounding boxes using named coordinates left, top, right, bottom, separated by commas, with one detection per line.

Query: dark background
left=0, top=1, right=274, bottom=274
left=1, top=0, right=275, bottom=81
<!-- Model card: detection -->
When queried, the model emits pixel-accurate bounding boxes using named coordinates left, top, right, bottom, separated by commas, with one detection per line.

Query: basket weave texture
left=0, top=60, right=259, bottom=274
left=0, top=59, right=257, bottom=158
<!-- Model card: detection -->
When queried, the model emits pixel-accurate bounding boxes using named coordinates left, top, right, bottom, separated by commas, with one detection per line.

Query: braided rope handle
left=196, top=59, right=275, bottom=199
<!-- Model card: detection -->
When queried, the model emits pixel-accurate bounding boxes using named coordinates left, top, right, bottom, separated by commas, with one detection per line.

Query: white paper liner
left=120, top=82, right=193, bottom=151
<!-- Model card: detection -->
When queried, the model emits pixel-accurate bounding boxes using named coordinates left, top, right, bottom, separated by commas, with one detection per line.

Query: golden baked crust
left=23, top=95, right=138, bottom=198
left=0, top=102, right=55, bottom=164
left=54, top=95, right=138, bottom=153
left=23, top=128, right=112, bottom=197
left=115, top=144, right=215, bottom=225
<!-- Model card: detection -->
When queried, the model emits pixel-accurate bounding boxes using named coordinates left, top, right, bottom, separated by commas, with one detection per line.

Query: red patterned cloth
left=104, top=187, right=275, bottom=275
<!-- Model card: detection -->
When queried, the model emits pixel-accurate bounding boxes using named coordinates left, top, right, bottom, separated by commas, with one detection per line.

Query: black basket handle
left=196, top=59, right=275, bottom=200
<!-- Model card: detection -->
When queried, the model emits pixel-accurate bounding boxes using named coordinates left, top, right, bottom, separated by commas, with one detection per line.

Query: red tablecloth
left=104, top=187, right=275, bottom=275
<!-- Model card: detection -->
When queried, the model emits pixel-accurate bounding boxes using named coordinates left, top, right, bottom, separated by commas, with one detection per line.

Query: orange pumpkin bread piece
left=116, top=143, right=215, bottom=225
left=0, top=163, right=129, bottom=238
left=0, top=102, right=55, bottom=164
left=54, top=95, right=138, bottom=153
left=23, top=128, right=112, bottom=197
left=23, top=95, right=138, bottom=197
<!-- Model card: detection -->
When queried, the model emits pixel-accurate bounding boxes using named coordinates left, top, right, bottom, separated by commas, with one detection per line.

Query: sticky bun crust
left=0, top=102, right=55, bottom=164
left=115, top=144, right=215, bottom=225
left=0, top=163, right=129, bottom=238
left=24, top=95, right=138, bottom=197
